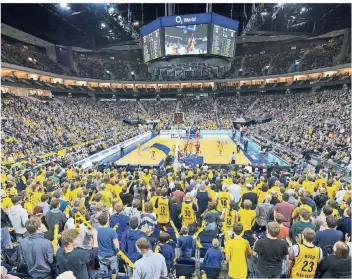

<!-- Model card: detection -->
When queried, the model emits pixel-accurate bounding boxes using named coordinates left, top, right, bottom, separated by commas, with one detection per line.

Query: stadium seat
left=199, top=266, right=222, bottom=279
left=175, top=258, right=196, bottom=278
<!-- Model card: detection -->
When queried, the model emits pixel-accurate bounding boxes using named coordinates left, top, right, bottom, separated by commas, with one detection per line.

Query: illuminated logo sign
left=175, top=16, right=197, bottom=25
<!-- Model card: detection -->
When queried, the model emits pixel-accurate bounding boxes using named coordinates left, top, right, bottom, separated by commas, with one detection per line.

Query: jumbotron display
left=211, top=24, right=236, bottom=57
left=140, top=12, right=240, bottom=62
left=165, top=24, right=208, bottom=56
left=142, top=29, right=162, bottom=62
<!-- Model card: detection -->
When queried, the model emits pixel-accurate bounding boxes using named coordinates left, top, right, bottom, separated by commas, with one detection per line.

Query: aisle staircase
left=137, top=100, right=148, bottom=114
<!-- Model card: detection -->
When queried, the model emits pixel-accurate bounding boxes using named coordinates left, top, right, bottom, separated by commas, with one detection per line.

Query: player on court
left=183, top=141, right=188, bottom=156
left=150, top=149, right=156, bottom=160
left=195, top=140, right=201, bottom=154
left=218, top=142, right=223, bottom=156
left=195, top=129, right=200, bottom=140
left=185, top=34, right=193, bottom=54
left=188, top=138, right=193, bottom=155
left=137, top=141, right=141, bottom=155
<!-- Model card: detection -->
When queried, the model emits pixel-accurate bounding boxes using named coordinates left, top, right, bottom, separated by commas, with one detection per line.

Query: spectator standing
left=96, top=212, right=120, bottom=274
left=195, top=184, right=209, bottom=218
left=228, top=179, right=242, bottom=207
left=56, top=229, right=98, bottom=279
left=45, top=198, right=67, bottom=234
left=8, top=196, right=28, bottom=239
left=253, top=222, right=288, bottom=278
left=240, top=184, right=258, bottom=209
left=177, top=226, right=195, bottom=258
left=287, top=228, right=323, bottom=278
left=290, top=208, right=316, bottom=243
left=314, top=205, right=333, bottom=231
left=255, top=195, right=274, bottom=231
left=110, top=203, right=130, bottom=241
left=140, top=202, right=157, bottom=233
left=314, top=215, right=343, bottom=256
left=318, top=241, right=351, bottom=278
left=274, top=193, right=294, bottom=227
left=120, top=217, right=147, bottom=272
left=18, top=217, right=54, bottom=279
left=132, top=237, right=168, bottom=279
left=225, top=223, right=251, bottom=279
left=336, top=207, right=351, bottom=238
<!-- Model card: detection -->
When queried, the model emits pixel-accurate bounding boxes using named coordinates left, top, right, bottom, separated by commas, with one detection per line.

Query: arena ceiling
left=1, top=3, right=350, bottom=49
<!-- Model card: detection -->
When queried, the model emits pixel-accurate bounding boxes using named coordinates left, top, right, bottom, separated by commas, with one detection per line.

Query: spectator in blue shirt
left=314, top=215, right=343, bottom=256
left=337, top=207, right=351, bottom=238
left=177, top=226, right=195, bottom=258
left=158, top=231, right=175, bottom=270
left=38, top=194, right=50, bottom=215
left=201, top=238, right=223, bottom=268
left=121, top=217, right=147, bottom=276
left=110, top=203, right=130, bottom=241
left=96, top=212, right=120, bottom=274
left=17, top=217, right=54, bottom=279
left=52, top=191, right=68, bottom=213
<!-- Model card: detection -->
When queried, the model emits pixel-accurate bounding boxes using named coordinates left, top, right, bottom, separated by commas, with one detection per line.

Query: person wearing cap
left=8, top=195, right=28, bottom=239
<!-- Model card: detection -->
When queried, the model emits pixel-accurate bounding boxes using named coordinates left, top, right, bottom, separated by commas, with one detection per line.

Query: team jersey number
left=184, top=209, right=191, bottom=217
left=301, top=260, right=314, bottom=273
left=220, top=199, right=228, bottom=207
left=160, top=205, right=167, bottom=215
left=226, top=217, right=233, bottom=226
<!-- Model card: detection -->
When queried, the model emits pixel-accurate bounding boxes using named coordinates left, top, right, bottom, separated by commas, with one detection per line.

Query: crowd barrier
left=74, top=131, right=152, bottom=169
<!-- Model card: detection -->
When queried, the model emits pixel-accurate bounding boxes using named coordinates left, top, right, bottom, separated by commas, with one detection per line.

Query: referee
left=231, top=152, right=236, bottom=164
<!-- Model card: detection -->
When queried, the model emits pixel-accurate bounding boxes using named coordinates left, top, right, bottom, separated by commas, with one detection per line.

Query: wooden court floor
left=115, top=136, right=250, bottom=166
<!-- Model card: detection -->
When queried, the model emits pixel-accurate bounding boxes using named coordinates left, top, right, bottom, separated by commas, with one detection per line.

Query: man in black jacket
left=318, top=241, right=351, bottom=278
left=314, top=187, right=329, bottom=212
left=240, top=184, right=257, bottom=209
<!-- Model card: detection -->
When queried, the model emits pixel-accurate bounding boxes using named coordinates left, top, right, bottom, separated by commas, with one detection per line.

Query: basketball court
left=114, top=135, right=250, bottom=166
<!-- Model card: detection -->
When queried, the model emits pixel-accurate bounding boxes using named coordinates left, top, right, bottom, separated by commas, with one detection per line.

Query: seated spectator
left=177, top=226, right=195, bottom=258
left=202, top=238, right=223, bottom=268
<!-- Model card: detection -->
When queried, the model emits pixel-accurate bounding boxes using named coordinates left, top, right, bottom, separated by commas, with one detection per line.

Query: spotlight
left=106, top=70, right=110, bottom=74
left=60, top=2, right=67, bottom=9
left=301, top=7, right=306, bottom=12
left=133, top=21, right=139, bottom=26
left=108, top=7, right=115, bottom=14
left=131, top=71, right=135, bottom=75
left=101, top=23, right=106, bottom=28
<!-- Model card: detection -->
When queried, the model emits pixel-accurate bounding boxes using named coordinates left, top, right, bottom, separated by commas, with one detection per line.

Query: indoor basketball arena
left=1, top=2, right=351, bottom=279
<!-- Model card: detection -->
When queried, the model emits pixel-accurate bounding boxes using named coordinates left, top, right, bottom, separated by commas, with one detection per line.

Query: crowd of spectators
left=301, top=38, right=343, bottom=71
left=249, top=89, right=351, bottom=165
left=1, top=39, right=73, bottom=76
left=1, top=94, right=149, bottom=166
left=1, top=154, right=351, bottom=279
left=178, top=98, right=218, bottom=129
left=2, top=36, right=348, bottom=81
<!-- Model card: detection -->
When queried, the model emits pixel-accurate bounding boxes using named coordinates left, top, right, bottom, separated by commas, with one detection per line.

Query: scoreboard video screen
left=140, top=13, right=240, bottom=62
left=142, top=29, right=162, bottom=63
left=211, top=24, right=236, bottom=57
left=165, top=24, right=208, bottom=56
